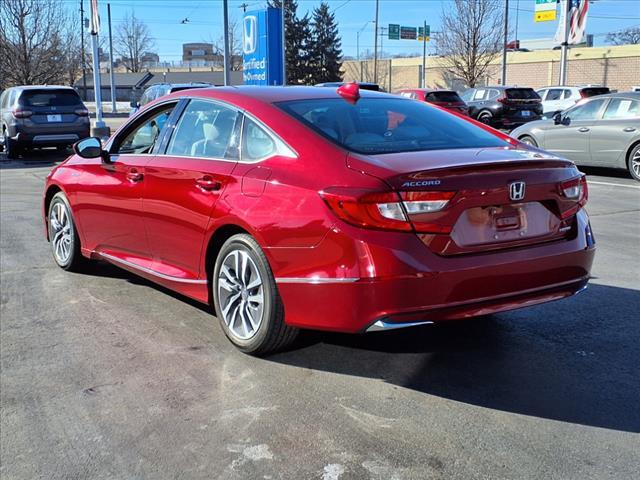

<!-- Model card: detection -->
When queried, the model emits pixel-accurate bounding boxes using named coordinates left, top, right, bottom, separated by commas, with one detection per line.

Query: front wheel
left=48, top=192, right=86, bottom=271
left=477, top=110, right=493, bottom=125
left=519, top=135, right=538, bottom=147
left=628, top=144, right=640, bottom=182
left=213, top=234, right=297, bottom=355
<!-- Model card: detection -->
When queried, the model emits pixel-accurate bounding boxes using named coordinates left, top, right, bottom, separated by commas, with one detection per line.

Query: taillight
left=74, top=108, right=89, bottom=116
left=319, top=188, right=455, bottom=233
left=12, top=109, right=33, bottom=118
left=559, top=175, right=588, bottom=219
left=497, top=97, right=507, bottom=104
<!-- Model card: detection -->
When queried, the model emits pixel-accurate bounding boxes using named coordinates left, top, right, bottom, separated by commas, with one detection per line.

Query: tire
left=477, top=110, right=493, bottom=125
left=628, top=143, right=640, bottom=182
left=519, top=135, right=538, bottom=147
left=4, top=131, right=20, bottom=159
left=48, top=192, right=86, bottom=271
left=212, top=233, right=298, bottom=355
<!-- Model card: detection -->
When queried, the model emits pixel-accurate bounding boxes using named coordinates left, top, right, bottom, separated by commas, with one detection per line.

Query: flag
left=89, top=0, right=100, bottom=35
left=554, top=0, right=589, bottom=45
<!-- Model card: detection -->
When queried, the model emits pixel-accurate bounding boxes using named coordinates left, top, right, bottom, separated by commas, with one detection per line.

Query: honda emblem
left=243, top=16, right=257, bottom=55
left=509, top=181, right=526, bottom=201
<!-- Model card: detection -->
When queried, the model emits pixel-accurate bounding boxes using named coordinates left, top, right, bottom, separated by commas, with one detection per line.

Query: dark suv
left=461, top=86, right=542, bottom=129
left=1, top=86, right=90, bottom=158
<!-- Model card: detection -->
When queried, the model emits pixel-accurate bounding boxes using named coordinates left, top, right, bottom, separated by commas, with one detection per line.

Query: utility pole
left=222, top=0, right=231, bottom=85
left=559, top=0, right=571, bottom=85
left=107, top=3, right=116, bottom=113
left=281, top=3, right=286, bottom=85
left=80, top=0, right=87, bottom=100
left=89, top=0, right=108, bottom=137
left=421, top=20, right=427, bottom=88
left=373, top=0, right=379, bottom=84
left=500, top=0, right=509, bottom=86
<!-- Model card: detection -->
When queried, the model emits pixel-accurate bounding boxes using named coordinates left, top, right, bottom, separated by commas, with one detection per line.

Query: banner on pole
left=554, top=0, right=589, bottom=45
left=90, top=0, right=100, bottom=35
left=534, top=0, right=556, bottom=23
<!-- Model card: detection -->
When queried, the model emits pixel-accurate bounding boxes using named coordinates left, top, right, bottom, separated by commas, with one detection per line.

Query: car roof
left=171, top=85, right=392, bottom=104
left=399, top=88, right=456, bottom=93
left=584, top=92, right=640, bottom=100
left=10, top=85, right=77, bottom=91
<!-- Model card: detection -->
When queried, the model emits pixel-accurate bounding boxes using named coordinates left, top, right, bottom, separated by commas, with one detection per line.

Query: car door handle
left=578, top=127, right=590, bottom=132
left=126, top=169, right=143, bottom=182
left=623, top=127, right=636, bottom=132
left=196, top=176, right=222, bottom=191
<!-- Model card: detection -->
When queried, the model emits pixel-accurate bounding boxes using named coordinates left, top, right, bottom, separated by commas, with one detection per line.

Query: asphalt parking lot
left=1, top=149, right=639, bottom=480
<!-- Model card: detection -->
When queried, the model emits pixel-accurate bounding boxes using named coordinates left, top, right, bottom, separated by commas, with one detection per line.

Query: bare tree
left=206, top=18, right=243, bottom=71
left=0, top=0, right=78, bottom=88
left=606, top=26, right=640, bottom=45
left=437, top=0, right=503, bottom=87
left=115, top=10, right=155, bottom=72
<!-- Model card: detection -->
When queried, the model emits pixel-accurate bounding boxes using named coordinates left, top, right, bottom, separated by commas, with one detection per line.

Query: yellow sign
left=535, top=10, right=557, bottom=22
left=417, top=36, right=430, bottom=42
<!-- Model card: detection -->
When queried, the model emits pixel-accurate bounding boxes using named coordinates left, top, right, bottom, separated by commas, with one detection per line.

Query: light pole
left=500, top=0, right=509, bottom=86
left=107, top=3, right=116, bottom=113
left=222, top=0, right=231, bottom=86
left=373, top=0, right=379, bottom=84
left=356, top=20, right=373, bottom=61
left=559, top=0, right=571, bottom=85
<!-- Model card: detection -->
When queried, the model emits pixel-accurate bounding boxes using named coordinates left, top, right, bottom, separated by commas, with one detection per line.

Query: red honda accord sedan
left=43, top=84, right=595, bottom=354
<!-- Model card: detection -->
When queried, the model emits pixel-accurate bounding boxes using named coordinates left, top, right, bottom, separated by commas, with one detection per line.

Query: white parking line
left=587, top=180, right=640, bottom=189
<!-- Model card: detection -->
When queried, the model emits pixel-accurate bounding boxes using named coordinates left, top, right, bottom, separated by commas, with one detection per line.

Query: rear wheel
left=519, top=135, right=538, bottom=147
left=629, top=144, right=640, bottom=182
left=213, top=234, right=297, bottom=355
left=48, top=192, right=86, bottom=271
left=3, top=132, right=20, bottom=159
left=477, top=110, right=493, bottom=125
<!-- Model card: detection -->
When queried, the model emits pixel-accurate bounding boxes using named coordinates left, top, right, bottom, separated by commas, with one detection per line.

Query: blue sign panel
left=242, top=8, right=284, bottom=85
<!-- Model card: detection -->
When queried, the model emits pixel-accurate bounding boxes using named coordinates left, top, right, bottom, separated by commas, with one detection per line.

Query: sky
left=61, top=0, right=640, bottom=62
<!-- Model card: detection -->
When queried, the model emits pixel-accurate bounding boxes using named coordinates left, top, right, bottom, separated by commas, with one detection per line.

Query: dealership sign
left=535, top=0, right=557, bottom=22
left=242, top=7, right=284, bottom=85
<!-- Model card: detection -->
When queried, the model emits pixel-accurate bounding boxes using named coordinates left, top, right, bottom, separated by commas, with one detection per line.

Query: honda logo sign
left=509, top=181, right=526, bottom=201
left=243, top=16, right=257, bottom=55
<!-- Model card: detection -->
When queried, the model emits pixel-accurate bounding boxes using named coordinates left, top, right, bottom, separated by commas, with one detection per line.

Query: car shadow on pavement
left=270, top=283, right=640, bottom=433
left=0, top=149, right=69, bottom=169
left=579, top=165, right=633, bottom=180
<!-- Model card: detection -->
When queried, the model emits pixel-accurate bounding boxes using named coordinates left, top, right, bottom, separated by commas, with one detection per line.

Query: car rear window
left=19, top=89, right=82, bottom=107
left=425, top=91, right=463, bottom=103
left=276, top=97, right=508, bottom=155
left=580, top=87, right=610, bottom=97
left=505, top=88, right=540, bottom=100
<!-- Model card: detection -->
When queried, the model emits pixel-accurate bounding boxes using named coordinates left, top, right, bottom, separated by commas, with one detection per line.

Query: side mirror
left=73, top=137, right=105, bottom=159
left=130, top=100, right=139, bottom=108
left=553, top=112, right=563, bottom=125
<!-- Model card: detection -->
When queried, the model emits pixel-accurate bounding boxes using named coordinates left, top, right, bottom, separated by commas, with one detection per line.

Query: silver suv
left=1, top=86, right=90, bottom=159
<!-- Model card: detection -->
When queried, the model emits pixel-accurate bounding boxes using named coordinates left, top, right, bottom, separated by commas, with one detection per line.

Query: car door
left=74, top=101, right=177, bottom=259
left=143, top=98, right=241, bottom=279
left=590, top=97, right=640, bottom=167
left=542, top=98, right=607, bottom=165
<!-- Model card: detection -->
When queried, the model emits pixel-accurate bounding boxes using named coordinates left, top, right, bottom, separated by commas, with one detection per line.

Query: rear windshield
left=426, top=91, right=463, bottom=103
left=580, top=87, right=610, bottom=97
left=19, top=89, right=82, bottom=107
left=169, top=85, right=210, bottom=93
left=505, top=88, right=540, bottom=100
left=276, top=97, right=508, bottom=155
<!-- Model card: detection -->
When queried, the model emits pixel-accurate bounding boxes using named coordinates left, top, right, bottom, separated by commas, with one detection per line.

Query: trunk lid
left=347, top=147, right=584, bottom=255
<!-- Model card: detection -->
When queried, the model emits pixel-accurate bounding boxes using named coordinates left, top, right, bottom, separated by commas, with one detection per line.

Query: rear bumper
left=273, top=210, right=595, bottom=333
left=10, top=123, right=90, bottom=146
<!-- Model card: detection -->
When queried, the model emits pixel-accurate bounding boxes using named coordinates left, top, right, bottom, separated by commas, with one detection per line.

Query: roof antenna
left=337, top=82, right=360, bottom=103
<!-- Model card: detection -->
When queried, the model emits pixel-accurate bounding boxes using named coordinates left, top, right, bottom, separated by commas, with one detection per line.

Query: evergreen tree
left=310, top=2, right=343, bottom=84
left=268, top=0, right=313, bottom=84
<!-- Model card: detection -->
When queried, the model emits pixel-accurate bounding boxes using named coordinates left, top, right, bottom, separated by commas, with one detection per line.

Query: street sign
left=534, top=0, right=557, bottom=22
left=400, top=26, right=417, bottom=40
left=418, top=25, right=430, bottom=42
left=388, top=24, right=400, bottom=40
left=242, top=7, right=284, bottom=85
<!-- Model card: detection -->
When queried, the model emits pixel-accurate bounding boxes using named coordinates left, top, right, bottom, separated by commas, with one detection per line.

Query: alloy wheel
left=50, top=202, right=73, bottom=264
left=632, top=148, right=640, bottom=179
left=217, top=249, right=264, bottom=340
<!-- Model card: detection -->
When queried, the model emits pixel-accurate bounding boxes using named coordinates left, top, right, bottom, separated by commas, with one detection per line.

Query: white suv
left=536, top=85, right=610, bottom=116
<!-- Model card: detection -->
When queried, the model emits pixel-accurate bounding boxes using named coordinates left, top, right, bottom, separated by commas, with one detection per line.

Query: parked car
left=315, top=82, right=383, bottom=91
left=460, top=86, right=542, bottom=129
left=536, top=85, right=610, bottom=117
left=0, top=86, right=90, bottom=159
left=511, top=92, right=640, bottom=181
left=44, top=84, right=595, bottom=354
left=397, top=88, right=469, bottom=115
left=130, top=83, right=214, bottom=116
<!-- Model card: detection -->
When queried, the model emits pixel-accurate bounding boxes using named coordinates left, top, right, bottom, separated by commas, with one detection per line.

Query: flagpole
left=559, top=0, right=571, bottom=85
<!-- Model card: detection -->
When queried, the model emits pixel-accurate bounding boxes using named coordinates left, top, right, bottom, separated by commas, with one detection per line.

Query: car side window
left=488, top=89, right=501, bottom=100
left=460, top=89, right=474, bottom=102
left=242, top=118, right=277, bottom=161
left=472, top=89, right=486, bottom=101
left=114, top=104, right=175, bottom=154
left=546, top=89, right=563, bottom=101
left=602, top=99, right=639, bottom=119
left=536, top=89, right=547, bottom=100
left=563, top=89, right=573, bottom=99
left=166, top=99, right=240, bottom=160
left=565, top=99, right=607, bottom=122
